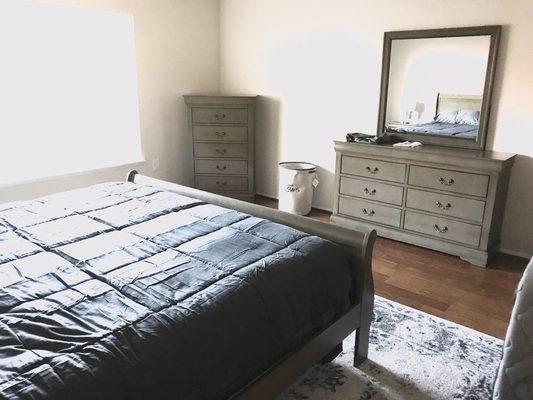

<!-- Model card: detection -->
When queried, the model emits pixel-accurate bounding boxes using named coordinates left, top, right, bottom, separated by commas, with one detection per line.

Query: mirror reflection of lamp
left=403, top=102, right=425, bottom=124
left=414, top=102, right=425, bottom=120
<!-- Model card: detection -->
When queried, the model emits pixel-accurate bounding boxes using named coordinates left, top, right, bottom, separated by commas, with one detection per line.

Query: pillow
left=435, top=109, right=458, bottom=124
left=456, top=109, right=480, bottom=125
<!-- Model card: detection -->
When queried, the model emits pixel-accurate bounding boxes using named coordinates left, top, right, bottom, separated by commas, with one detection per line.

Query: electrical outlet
left=152, top=158, right=160, bottom=171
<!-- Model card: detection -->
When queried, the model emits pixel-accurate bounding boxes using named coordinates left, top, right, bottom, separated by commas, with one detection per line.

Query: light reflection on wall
left=216, top=0, right=533, bottom=254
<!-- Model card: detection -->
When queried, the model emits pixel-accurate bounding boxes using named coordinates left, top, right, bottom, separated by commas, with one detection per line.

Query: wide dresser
left=184, top=95, right=257, bottom=201
left=331, top=141, right=515, bottom=267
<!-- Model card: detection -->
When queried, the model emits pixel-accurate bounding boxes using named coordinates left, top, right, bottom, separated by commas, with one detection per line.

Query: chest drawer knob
left=436, top=201, right=452, bottom=210
left=363, top=188, right=377, bottom=196
left=216, top=180, right=227, bottom=187
left=362, top=208, right=375, bottom=216
left=216, top=165, right=227, bottom=171
left=215, top=148, right=227, bottom=154
left=215, top=113, right=226, bottom=120
left=214, top=131, right=226, bottom=137
left=433, top=224, right=449, bottom=233
left=366, top=166, right=379, bottom=174
left=439, top=177, right=455, bottom=186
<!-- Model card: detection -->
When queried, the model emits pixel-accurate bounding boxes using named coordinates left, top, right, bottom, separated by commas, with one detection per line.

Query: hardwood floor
left=255, top=195, right=527, bottom=339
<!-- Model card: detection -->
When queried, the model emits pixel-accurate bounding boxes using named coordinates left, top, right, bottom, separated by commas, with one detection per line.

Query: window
left=0, top=1, right=143, bottom=185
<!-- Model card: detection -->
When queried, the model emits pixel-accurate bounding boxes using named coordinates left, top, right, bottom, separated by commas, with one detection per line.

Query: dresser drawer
left=338, top=197, right=402, bottom=227
left=192, top=107, right=248, bottom=124
left=406, top=188, right=485, bottom=223
left=409, top=166, right=489, bottom=197
left=341, top=156, right=406, bottom=183
left=195, top=176, right=248, bottom=192
left=193, top=143, right=248, bottom=158
left=340, top=176, right=403, bottom=206
left=192, top=126, right=247, bottom=142
left=195, top=159, right=247, bottom=175
left=404, top=211, right=481, bottom=247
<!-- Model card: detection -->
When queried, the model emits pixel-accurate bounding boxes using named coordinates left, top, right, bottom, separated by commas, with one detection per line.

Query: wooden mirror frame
left=377, top=26, right=501, bottom=150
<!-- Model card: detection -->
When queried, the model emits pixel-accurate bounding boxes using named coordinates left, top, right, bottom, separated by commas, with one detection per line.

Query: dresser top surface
left=334, top=141, right=515, bottom=163
left=184, top=95, right=258, bottom=105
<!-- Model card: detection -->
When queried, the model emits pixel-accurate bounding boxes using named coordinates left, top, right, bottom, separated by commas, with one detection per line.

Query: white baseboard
left=499, top=248, right=532, bottom=260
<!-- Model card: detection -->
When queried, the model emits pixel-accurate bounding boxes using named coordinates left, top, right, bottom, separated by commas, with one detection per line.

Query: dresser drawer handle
left=216, top=165, right=227, bottom=171
left=215, top=113, right=226, bottom=120
left=366, top=166, right=379, bottom=174
left=214, top=131, right=226, bottom=137
left=215, top=148, right=227, bottom=154
left=216, top=181, right=227, bottom=187
left=362, top=208, right=375, bottom=216
left=436, top=201, right=452, bottom=210
left=433, top=224, right=448, bottom=233
left=439, top=177, right=455, bottom=186
left=364, top=188, right=377, bottom=196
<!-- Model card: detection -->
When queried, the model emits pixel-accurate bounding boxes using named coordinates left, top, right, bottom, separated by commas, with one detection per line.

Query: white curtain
left=0, top=0, right=143, bottom=185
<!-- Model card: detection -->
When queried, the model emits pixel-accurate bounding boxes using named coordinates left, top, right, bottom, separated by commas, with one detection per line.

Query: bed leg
left=321, top=343, right=343, bottom=363
left=353, top=229, right=376, bottom=367
left=354, top=292, right=374, bottom=367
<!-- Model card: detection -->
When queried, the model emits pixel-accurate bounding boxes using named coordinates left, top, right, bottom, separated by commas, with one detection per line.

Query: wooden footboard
left=127, top=171, right=376, bottom=399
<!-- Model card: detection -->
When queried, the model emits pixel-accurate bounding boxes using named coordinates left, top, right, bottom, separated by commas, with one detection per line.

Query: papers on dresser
left=393, top=141, right=422, bottom=148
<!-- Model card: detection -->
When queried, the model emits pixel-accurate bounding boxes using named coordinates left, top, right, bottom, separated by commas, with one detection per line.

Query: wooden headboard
left=436, top=93, right=482, bottom=116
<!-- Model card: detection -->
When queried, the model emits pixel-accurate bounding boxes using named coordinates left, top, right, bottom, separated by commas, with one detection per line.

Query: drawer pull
left=214, top=131, right=226, bottom=137
left=439, top=177, right=455, bottom=186
left=216, top=181, right=227, bottom=187
left=215, top=113, right=226, bottom=120
left=362, top=208, right=375, bottom=216
left=215, top=148, right=227, bottom=154
left=433, top=224, right=448, bottom=234
left=216, top=165, right=227, bottom=171
left=435, top=201, right=452, bottom=210
left=363, top=188, right=377, bottom=196
left=366, top=166, right=379, bottom=174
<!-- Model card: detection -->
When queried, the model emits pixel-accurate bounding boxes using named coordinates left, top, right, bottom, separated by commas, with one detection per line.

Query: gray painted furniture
left=127, top=170, right=376, bottom=400
left=331, top=141, right=515, bottom=267
left=184, top=95, right=257, bottom=201
left=378, top=26, right=501, bottom=150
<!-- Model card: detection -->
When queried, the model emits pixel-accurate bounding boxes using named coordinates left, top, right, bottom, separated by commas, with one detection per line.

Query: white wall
left=0, top=0, right=220, bottom=202
left=220, top=0, right=533, bottom=257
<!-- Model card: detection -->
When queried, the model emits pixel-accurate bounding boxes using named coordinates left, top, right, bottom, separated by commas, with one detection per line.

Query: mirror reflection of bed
left=385, top=93, right=481, bottom=139
left=380, top=30, right=495, bottom=146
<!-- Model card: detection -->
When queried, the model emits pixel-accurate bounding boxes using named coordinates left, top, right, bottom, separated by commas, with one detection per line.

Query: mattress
left=386, top=121, right=478, bottom=138
left=0, top=182, right=352, bottom=400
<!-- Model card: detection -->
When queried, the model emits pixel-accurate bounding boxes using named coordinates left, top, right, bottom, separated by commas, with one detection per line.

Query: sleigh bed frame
left=127, top=171, right=376, bottom=399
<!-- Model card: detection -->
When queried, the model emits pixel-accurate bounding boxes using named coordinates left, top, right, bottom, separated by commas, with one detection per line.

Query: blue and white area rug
left=279, top=296, right=503, bottom=400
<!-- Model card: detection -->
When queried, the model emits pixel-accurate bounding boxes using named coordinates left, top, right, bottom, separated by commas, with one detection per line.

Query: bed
left=386, top=121, right=479, bottom=137
left=0, top=171, right=375, bottom=400
left=385, top=93, right=481, bottom=139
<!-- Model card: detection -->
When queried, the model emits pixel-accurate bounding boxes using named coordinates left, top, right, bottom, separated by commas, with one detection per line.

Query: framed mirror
left=377, top=26, right=501, bottom=150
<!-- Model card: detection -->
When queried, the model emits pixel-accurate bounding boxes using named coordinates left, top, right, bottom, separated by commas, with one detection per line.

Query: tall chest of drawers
left=331, top=141, right=515, bottom=267
left=184, top=95, right=257, bottom=201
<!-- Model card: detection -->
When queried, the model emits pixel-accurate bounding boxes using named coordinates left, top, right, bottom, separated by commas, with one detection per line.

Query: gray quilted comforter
left=386, top=121, right=478, bottom=138
left=493, top=258, right=533, bottom=400
left=0, top=182, right=352, bottom=400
